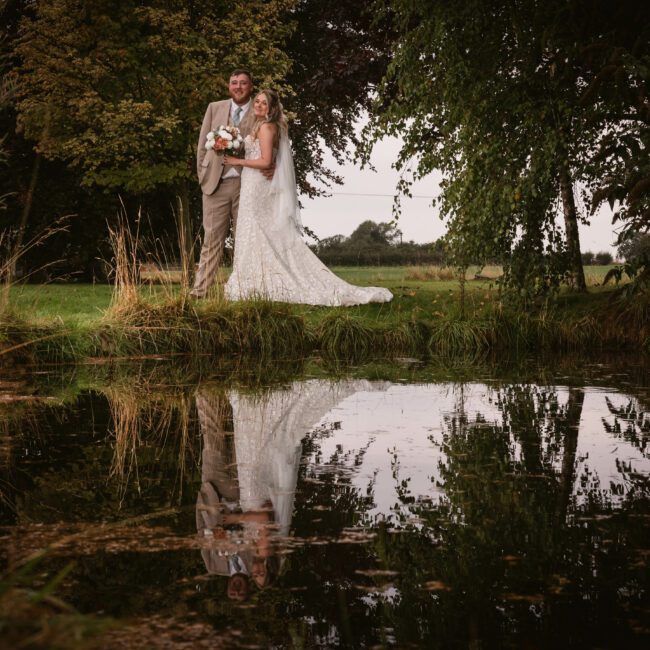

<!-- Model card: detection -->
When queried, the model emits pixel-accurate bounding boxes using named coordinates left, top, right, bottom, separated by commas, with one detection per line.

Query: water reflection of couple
left=195, top=380, right=380, bottom=600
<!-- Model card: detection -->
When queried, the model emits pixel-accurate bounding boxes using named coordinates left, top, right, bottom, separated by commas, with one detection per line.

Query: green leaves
left=364, top=0, right=650, bottom=298
left=14, top=0, right=296, bottom=193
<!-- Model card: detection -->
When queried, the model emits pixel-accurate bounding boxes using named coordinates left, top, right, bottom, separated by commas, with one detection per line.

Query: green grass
left=1, top=265, right=646, bottom=363
left=6, top=265, right=620, bottom=327
left=6, top=267, right=471, bottom=326
left=7, top=283, right=114, bottom=325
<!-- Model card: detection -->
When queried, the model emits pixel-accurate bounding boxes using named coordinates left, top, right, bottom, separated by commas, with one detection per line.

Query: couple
left=191, top=69, right=392, bottom=306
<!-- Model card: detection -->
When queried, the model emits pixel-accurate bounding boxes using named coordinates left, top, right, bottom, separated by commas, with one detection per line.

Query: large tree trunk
left=559, top=166, right=587, bottom=292
left=555, top=387, right=584, bottom=527
left=9, top=153, right=41, bottom=282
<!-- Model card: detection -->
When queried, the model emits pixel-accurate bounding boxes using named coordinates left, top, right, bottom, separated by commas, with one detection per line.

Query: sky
left=300, top=135, right=621, bottom=257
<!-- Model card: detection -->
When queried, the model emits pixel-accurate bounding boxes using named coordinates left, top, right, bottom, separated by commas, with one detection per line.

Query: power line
left=329, top=191, right=436, bottom=199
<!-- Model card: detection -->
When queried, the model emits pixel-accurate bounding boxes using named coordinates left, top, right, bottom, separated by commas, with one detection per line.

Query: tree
left=363, top=1, right=650, bottom=297
left=15, top=0, right=295, bottom=193
left=282, top=1, right=391, bottom=196
left=5, top=0, right=394, bottom=277
left=594, top=251, right=613, bottom=265
left=347, top=220, right=398, bottom=247
left=581, top=251, right=595, bottom=266
left=619, top=233, right=650, bottom=264
left=313, top=222, right=446, bottom=266
left=582, top=15, right=650, bottom=261
left=12, top=0, right=295, bottom=280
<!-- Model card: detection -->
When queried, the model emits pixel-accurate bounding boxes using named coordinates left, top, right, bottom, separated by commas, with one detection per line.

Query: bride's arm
left=224, top=123, right=276, bottom=170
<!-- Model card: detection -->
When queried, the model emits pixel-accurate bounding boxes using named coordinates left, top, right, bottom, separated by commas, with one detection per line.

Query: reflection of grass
left=1, top=266, right=647, bottom=362
left=0, top=553, right=110, bottom=650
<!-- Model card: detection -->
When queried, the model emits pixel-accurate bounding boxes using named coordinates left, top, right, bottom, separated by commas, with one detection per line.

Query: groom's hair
left=230, top=68, right=253, bottom=84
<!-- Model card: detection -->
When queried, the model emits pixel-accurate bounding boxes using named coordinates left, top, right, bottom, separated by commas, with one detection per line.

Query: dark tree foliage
left=619, top=234, right=650, bottom=264
left=1, top=0, right=391, bottom=278
left=283, top=1, right=391, bottom=197
left=363, top=0, right=650, bottom=296
left=581, top=251, right=614, bottom=266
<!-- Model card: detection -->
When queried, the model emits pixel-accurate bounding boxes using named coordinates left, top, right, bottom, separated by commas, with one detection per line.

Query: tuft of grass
left=427, top=318, right=491, bottom=355
left=0, top=313, right=90, bottom=364
left=316, top=312, right=376, bottom=360
left=380, top=319, right=426, bottom=353
left=223, top=299, right=308, bottom=357
left=98, top=294, right=310, bottom=359
left=0, top=553, right=111, bottom=650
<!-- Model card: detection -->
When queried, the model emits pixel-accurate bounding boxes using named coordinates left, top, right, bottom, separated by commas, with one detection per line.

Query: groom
left=191, top=69, right=257, bottom=299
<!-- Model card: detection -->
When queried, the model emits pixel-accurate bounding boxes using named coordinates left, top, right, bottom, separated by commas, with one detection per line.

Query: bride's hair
left=253, top=89, right=288, bottom=145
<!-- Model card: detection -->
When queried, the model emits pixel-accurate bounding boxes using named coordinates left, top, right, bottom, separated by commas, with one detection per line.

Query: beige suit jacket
left=196, top=99, right=256, bottom=196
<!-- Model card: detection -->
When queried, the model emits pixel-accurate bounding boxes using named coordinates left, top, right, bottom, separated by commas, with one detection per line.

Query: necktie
left=233, top=107, right=242, bottom=126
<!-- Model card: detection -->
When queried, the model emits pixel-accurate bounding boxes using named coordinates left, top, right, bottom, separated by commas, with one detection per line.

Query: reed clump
left=427, top=318, right=491, bottom=355
left=100, top=295, right=311, bottom=358
left=0, top=312, right=85, bottom=364
left=599, top=290, right=650, bottom=351
left=0, top=554, right=110, bottom=650
left=316, top=312, right=377, bottom=360
left=405, top=265, right=457, bottom=281
left=380, top=319, right=428, bottom=353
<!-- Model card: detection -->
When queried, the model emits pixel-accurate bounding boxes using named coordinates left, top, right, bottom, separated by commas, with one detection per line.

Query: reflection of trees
left=368, top=384, right=648, bottom=649
left=602, top=396, right=649, bottom=457
left=2, top=372, right=649, bottom=648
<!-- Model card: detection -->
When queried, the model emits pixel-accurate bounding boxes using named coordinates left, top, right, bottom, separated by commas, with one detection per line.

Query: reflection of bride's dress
left=197, top=380, right=387, bottom=576
left=231, top=380, right=383, bottom=536
left=225, top=136, right=393, bottom=306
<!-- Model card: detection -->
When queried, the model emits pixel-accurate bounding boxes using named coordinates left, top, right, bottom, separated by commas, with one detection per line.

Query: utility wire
left=329, top=191, right=436, bottom=199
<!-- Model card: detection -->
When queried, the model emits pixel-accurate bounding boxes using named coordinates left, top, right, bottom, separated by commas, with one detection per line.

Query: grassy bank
left=1, top=266, right=647, bottom=364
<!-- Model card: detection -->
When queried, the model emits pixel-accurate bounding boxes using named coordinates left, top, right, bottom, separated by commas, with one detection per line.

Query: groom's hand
left=261, top=163, right=275, bottom=180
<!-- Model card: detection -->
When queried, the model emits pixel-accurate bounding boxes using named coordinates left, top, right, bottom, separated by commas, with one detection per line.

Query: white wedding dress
left=225, top=135, right=393, bottom=306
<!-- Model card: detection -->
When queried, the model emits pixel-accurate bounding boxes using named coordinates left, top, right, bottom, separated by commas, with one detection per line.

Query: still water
left=1, top=357, right=649, bottom=648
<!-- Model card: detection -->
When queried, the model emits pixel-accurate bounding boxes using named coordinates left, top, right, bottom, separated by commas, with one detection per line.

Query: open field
left=1, top=265, right=645, bottom=363
left=6, top=265, right=619, bottom=327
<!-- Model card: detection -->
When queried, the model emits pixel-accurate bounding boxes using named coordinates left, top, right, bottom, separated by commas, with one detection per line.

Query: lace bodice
left=244, top=134, right=260, bottom=160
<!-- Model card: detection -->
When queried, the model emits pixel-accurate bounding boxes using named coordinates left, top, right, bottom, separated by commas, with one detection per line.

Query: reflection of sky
left=576, top=388, right=649, bottom=505
left=306, top=384, right=650, bottom=519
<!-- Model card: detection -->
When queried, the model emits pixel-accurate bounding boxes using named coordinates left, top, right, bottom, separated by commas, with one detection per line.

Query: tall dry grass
left=405, top=265, right=457, bottom=281
left=0, top=218, right=70, bottom=318
left=105, top=382, right=197, bottom=504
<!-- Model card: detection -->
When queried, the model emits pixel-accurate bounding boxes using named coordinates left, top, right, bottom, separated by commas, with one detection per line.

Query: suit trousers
left=192, top=176, right=240, bottom=297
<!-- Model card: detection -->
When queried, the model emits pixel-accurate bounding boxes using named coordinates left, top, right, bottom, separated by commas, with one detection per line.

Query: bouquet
left=205, top=125, right=244, bottom=158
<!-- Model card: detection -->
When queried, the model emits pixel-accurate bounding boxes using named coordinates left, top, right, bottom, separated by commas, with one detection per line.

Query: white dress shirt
left=222, top=99, right=252, bottom=179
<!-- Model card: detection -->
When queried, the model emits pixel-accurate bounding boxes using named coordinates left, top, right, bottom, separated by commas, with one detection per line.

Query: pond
left=1, top=356, right=649, bottom=649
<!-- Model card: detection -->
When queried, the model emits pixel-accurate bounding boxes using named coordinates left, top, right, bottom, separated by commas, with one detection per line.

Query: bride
left=223, top=89, right=392, bottom=306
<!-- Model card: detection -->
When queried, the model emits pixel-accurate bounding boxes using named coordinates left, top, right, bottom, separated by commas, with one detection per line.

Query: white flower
left=206, top=131, right=214, bottom=140
left=218, top=129, right=233, bottom=141
left=205, top=139, right=214, bottom=151
left=231, top=140, right=240, bottom=150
